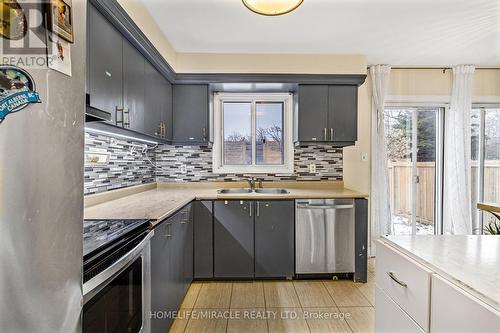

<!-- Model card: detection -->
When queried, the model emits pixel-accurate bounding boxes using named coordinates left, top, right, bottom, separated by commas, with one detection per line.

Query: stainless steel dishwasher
left=296, top=199, right=355, bottom=274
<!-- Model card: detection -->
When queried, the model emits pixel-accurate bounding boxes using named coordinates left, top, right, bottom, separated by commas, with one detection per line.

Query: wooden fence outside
left=388, top=161, right=500, bottom=224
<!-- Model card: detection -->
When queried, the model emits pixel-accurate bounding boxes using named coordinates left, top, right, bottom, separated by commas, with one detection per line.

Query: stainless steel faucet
left=246, top=177, right=256, bottom=191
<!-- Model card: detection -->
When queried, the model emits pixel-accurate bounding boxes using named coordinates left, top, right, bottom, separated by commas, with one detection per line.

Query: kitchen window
left=471, top=105, right=500, bottom=232
left=213, top=93, right=294, bottom=174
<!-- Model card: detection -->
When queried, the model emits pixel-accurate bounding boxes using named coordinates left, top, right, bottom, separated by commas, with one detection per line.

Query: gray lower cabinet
left=214, top=201, right=254, bottom=278
left=150, top=216, right=176, bottom=333
left=194, top=201, right=214, bottom=279
left=212, top=200, right=294, bottom=279
left=150, top=204, right=193, bottom=333
left=87, top=3, right=123, bottom=122
left=173, top=84, right=209, bottom=144
left=354, top=198, right=368, bottom=283
left=254, top=201, right=295, bottom=278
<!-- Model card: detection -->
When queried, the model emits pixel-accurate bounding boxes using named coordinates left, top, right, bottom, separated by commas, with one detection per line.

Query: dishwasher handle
left=296, top=204, right=354, bottom=209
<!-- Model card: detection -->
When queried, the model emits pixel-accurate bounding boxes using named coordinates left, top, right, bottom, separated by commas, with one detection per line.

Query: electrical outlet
left=309, top=163, right=316, bottom=173
left=180, top=164, right=187, bottom=174
left=361, top=152, right=369, bottom=162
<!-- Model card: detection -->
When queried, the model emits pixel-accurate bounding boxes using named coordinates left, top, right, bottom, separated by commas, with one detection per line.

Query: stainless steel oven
left=83, top=223, right=153, bottom=333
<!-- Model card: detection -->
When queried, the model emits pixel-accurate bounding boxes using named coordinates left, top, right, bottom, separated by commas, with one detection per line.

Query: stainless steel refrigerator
left=0, top=0, right=86, bottom=332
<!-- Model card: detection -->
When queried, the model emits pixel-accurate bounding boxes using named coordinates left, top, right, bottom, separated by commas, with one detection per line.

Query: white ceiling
left=141, top=0, right=500, bottom=66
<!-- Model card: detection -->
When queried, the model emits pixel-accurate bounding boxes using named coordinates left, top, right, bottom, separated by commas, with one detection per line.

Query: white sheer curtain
left=370, top=65, right=392, bottom=254
left=443, top=65, right=475, bottom=235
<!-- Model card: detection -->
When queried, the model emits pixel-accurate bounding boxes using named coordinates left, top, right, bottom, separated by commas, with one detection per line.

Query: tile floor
left=169, top=259, right=376, bottom=333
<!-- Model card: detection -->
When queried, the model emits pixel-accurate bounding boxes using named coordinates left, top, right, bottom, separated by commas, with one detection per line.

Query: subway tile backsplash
left=84, top=132, right=343, bottom=194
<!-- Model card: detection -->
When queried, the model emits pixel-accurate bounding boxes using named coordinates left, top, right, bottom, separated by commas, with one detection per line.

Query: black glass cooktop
left=83, top=219, right=150, bottom=259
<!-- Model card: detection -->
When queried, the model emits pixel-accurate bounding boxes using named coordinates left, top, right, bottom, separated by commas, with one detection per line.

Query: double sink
left=217, top=188, right=289, bottom=195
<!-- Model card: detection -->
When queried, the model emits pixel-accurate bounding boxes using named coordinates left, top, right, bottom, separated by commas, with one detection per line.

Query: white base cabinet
left=431, top=274, right=500, bottom=333
left=375, top=240, right=500, bottom=333
left=375, top=286, right=425, bottom=333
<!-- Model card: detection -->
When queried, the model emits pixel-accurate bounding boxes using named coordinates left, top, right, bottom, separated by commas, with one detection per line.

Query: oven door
left=83, top=231, right=153, bottom=333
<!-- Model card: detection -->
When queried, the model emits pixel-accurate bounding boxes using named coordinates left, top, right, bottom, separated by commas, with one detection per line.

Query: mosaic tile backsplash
left=84, top=132, right=343, bottom=194
left=155, top=145, right=343, bottom=182
left=84, top=132, right=156, bottom=194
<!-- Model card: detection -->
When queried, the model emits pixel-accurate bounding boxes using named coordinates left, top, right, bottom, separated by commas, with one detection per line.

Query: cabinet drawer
left=375, top=286, right=425, bottom=333
left=431, top=274, right=500, bottom=333
left=375, top=241, right=432, bottom=331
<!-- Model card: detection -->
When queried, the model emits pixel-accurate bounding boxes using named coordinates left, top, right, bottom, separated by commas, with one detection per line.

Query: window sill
left=212, top=165, right=294, bottom=175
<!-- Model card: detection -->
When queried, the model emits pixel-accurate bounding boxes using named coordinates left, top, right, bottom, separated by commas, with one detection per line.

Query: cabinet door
left=214, top=201, right=254, bottom=278
left=194, top=201, right=214, bottom=279
left=88, top=4, right=123, bottom=122
left=375, top=286, right=425, bottom=333
left=162, top=78, right=173, bottom=141
left=122, top=40, right=145, bottom=132
left=180, top=204, right=194, bottom=294
left=298, top=85, right=329, bottom=141
left=143, top=61, right=162, bottom=138
left=431, top=274, right=500, bottom=333
left=328, top=85, right=358, bottom=143
left=150, top=219, right=175, bottom=333
left=354, top=198, right=368, bottom=282
left=173, top=85, right=209, bottom=144
left=255, top=201, right=294, bottom=278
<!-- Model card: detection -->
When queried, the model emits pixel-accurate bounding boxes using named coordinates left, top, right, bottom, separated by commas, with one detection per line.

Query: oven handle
left=83, top=229, right=155, bottom=304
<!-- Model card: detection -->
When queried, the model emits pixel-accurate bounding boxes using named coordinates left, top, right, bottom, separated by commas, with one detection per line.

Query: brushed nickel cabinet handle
left=202, top=127, right=207, bottom=141
left=387, top=271, right=407, bottom=288
left=324, top=128, right=327, bottom=141
left=256, top=202, right=260, bottom=217
left=330, top=128, right=334, bottom=141
left=115, top=107, right=124, bottom=127
left=164, top=223, right=172, bottom=238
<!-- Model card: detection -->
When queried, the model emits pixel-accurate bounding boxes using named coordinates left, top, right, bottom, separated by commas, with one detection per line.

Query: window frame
left=212, top=92, right=294, bottom=174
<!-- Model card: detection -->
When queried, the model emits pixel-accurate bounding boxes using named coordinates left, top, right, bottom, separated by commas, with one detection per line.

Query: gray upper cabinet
left=298, top=85, right=329, bottom=142
left=298, top=84, right=358, bottom=146
left=163, top=79, right=173, bottom=141
left=173, top=85, right=209, bottom=144
left=143, top=61, right=163, bottom=138
left=329, top=85, right=358, bottom=144
left=214, top=201, right=254, bottom=278
left=88, top=4, right=123, bottom=123
left=122, top=40, right=145, bottom=132
left=254, top=201, right=295, bottom=278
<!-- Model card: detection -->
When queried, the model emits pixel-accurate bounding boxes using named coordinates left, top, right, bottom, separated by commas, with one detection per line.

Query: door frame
left=385, top=103, right=446, bottom=235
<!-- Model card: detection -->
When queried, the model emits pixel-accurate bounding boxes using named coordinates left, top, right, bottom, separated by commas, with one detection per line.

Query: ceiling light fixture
left=242, top=0, right=304, bottom=16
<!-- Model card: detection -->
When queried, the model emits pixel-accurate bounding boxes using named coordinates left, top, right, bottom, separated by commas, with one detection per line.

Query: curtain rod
left=366, top=66, right=499, bottom=70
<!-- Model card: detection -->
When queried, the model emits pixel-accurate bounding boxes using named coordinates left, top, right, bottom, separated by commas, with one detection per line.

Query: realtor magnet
left=0, top=65, right=41, bottom=123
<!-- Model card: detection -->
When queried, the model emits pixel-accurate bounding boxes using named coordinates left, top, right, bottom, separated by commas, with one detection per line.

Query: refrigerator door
left=0, top=1, right=86, bottom=332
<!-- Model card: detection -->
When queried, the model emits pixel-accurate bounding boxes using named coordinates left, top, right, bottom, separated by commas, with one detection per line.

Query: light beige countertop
left=381, top=235, right=500, bottom=313
left=84, top=181, right=368, bottom=227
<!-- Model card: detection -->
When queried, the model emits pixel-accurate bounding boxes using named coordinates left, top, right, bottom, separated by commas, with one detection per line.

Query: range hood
left=85, top=94, right=111, bottom=122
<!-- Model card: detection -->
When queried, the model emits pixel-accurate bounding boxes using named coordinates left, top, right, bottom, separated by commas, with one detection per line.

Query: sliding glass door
left=384, top=107, right=444, bottom=235
left=471, top=106, right=500, bottom=233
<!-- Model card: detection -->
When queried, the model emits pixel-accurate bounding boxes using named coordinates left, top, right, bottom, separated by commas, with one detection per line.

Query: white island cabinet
left=375, top=236, right=500, bottom=333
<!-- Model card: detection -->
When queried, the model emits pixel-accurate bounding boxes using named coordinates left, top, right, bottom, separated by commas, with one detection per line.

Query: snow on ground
left=391, top=215, right=434, bottom=235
